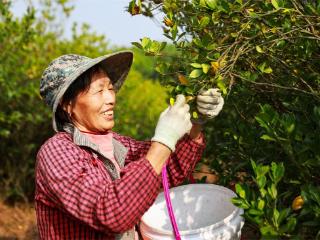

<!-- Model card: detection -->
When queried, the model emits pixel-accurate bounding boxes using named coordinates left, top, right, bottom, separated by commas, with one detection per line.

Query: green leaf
left=280, top=217, right=297, bottom=233
left=141, top=37, right=151, bottom=49
left=217, top=80, right=227, bottom=95
left=258, top=62, right=266, bottom=72
left=251, top=160, right=257, bottom=173
left=190, top=63, right=202, bottom=68
left=260, top=225, right=278, bottom=236
left=199, top=0, right=207, bottom=8
left=273, top=208, right=280, bottom=227
left=171, top=24, right=178, bottom=40
left=159, top=42, right=167, bottom=51
left=271, top=162, right=284, bottom=184
left=256, top=165, right=269, bottom=178
left=256, top=45, right=264, bottom=53
left=271, top=0, right=279, bottom=9
left=260, top=188, right=267, bottom=198
left=206, top=43, right=217, bottom=51
left=189, top=69, right=202, bottom=78
left=231, top=198, right=250, bottom=209
left=248, top=209, right=264, bottom=216
left=199, top=16, right=210, bottom=28
left=150, top=41, right=160, bottom=53
left=257, top=198, right=265, bottom=210
left=264, top=67, right=273, bottom=74
left=261, top=134, right=276, bottom=141
left=131, top=42, right=142, bottom=49
left=287, top=123, right=295, bottom=134
left=235, top=183, right=246, bottom=199
left=232, top=17, right=240, bottom=23
left=193, top=38, right=203, bottom=48
left=268, top=184, right=277, bottom=199
left=218, top=1, right=229, bottom=12
left=278, top=208, right=290, bottom=225
left=155, top=63, right=168, bottom=75
left=201, top=63, right=211, bottom=74
left=205, top=0, right=218, bottom=10
left=257, top=175, right=267, bottom=189
left=230, top=32, right=238, bottom=38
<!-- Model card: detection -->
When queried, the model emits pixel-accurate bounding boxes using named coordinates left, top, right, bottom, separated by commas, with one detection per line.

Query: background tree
left=128, top=0, right=320, bottom=238
left=0, top=0, right=167, bottom=203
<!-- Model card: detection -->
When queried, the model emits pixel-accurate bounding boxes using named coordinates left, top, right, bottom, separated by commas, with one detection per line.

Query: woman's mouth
left=102, top=110, right=114, bottom=120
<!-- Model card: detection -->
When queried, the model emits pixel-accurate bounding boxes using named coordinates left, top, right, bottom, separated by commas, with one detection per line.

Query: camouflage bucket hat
left=40, top=51, right=133, bottom=132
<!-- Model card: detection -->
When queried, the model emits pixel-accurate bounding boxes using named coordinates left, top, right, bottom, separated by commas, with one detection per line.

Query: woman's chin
left=102, top=121, right=114, bottom=131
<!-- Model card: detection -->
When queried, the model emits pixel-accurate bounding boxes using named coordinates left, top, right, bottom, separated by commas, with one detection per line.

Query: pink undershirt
left=80, top=130, right=139, bottom=239
left=81, top=131, right=121, bottom=173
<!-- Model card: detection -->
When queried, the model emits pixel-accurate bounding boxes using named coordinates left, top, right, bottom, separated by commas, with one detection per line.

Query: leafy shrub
left=128, top=0, right=320, bottom=238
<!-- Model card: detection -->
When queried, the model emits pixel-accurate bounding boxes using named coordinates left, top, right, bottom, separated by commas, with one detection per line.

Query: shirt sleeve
left=114, top=132, right=206, bottom=187
left=165, top=133, right=206, bottom=187
left=36, top=137, right=161, bottom=234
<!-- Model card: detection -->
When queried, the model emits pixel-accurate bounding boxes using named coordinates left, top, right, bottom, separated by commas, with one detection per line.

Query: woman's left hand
left=196, top=88, right=224, bottom=121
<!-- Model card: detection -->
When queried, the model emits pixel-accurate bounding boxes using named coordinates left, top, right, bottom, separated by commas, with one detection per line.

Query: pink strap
left=162, top=164, right=181, bottom=240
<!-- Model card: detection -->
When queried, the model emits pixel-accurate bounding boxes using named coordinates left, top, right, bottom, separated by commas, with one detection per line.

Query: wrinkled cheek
left=111, top=92, right=116, bottom=105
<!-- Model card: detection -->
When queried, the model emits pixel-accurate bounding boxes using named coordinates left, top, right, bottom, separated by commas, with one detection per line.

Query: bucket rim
left=140, top=184, right=243, bottom=236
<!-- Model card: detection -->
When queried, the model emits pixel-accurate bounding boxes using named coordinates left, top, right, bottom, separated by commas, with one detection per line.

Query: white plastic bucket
left=140, top=184, right=244, bottom=240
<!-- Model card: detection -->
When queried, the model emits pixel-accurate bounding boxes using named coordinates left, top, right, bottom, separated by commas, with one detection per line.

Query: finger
left=197, top=102, right=218, bottom=110
left=209, top=88, right=221, bottom=96
left=197, top=95, right=220, bottom=104
left=199, top=89, right=211, bottom=96
left=173, top=94, right=186, bottom=109
left=215, top=98, right=224, bottom=112
left=196, top=106, right=207, bottom=115
left=160, top=107, right=170, bottom=117
left=197, top=107, right=218, bottom=118
left=197, top=98, right=224, bottom=117
left=199, top=88, right=221, bottom=96
left=186, top=119, right=193, bottom=133
left=185, top=112, right=191, bottom=121
left=184, top=103, right=190, bottom=113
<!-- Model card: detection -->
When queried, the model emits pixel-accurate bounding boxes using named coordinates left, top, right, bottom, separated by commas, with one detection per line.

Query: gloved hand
left=193, top=88, right=224, bottom=124
left=151, top=94, right=192, bottom=151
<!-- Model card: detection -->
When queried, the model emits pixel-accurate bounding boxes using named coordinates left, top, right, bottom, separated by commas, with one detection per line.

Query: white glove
left=193, top=88, right=224, bottom=124
left=151, top=94, right=192, bottom=151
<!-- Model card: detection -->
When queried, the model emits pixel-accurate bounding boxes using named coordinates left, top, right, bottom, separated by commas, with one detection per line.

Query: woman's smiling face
left=67, top=70, right=116, bottom=133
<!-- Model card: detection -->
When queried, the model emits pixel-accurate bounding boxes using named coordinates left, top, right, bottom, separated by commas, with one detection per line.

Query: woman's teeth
left=103, top=111, right=113, bottom=116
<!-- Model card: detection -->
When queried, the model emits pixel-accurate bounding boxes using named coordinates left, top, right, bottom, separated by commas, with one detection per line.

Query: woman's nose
left=103, top=90, right=115, bottom=104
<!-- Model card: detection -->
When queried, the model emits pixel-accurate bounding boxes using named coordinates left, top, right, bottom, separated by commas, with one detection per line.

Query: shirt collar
left=63, top=123, right=127, bottom=168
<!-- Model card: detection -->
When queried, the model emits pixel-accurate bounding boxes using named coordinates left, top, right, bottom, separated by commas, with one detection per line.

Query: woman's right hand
left=151, top=94, right=192, bottom=152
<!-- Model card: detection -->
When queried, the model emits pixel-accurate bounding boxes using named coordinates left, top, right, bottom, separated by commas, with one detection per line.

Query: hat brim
left=52, top=50, right=133, bottom=132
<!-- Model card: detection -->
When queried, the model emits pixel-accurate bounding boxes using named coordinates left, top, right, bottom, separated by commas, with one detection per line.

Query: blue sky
left=12, top=0, right=166, bottom=47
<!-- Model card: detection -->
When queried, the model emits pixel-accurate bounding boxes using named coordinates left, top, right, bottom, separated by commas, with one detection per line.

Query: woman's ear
left=62, top=102, right=72, bottom=117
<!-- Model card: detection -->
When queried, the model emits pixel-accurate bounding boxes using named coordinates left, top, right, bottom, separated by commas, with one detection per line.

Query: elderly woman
left=35, top=51, right=224, bottom=240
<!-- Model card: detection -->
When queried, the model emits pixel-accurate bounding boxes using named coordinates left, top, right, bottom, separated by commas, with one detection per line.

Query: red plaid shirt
left=35, top=127, right=205, bottom=240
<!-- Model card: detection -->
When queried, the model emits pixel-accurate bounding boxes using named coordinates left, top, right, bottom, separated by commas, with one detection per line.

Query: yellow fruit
left=292, top=195, right=304, bottom=211
left=192, top=111, right=198, bottom=119
left=170, top=97, right=175, bottom=106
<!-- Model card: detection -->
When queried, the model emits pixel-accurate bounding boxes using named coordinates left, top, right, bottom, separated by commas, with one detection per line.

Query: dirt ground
left=0, top=201, right=258, bottom=240
left=0, top=201, right=38, bottom=240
